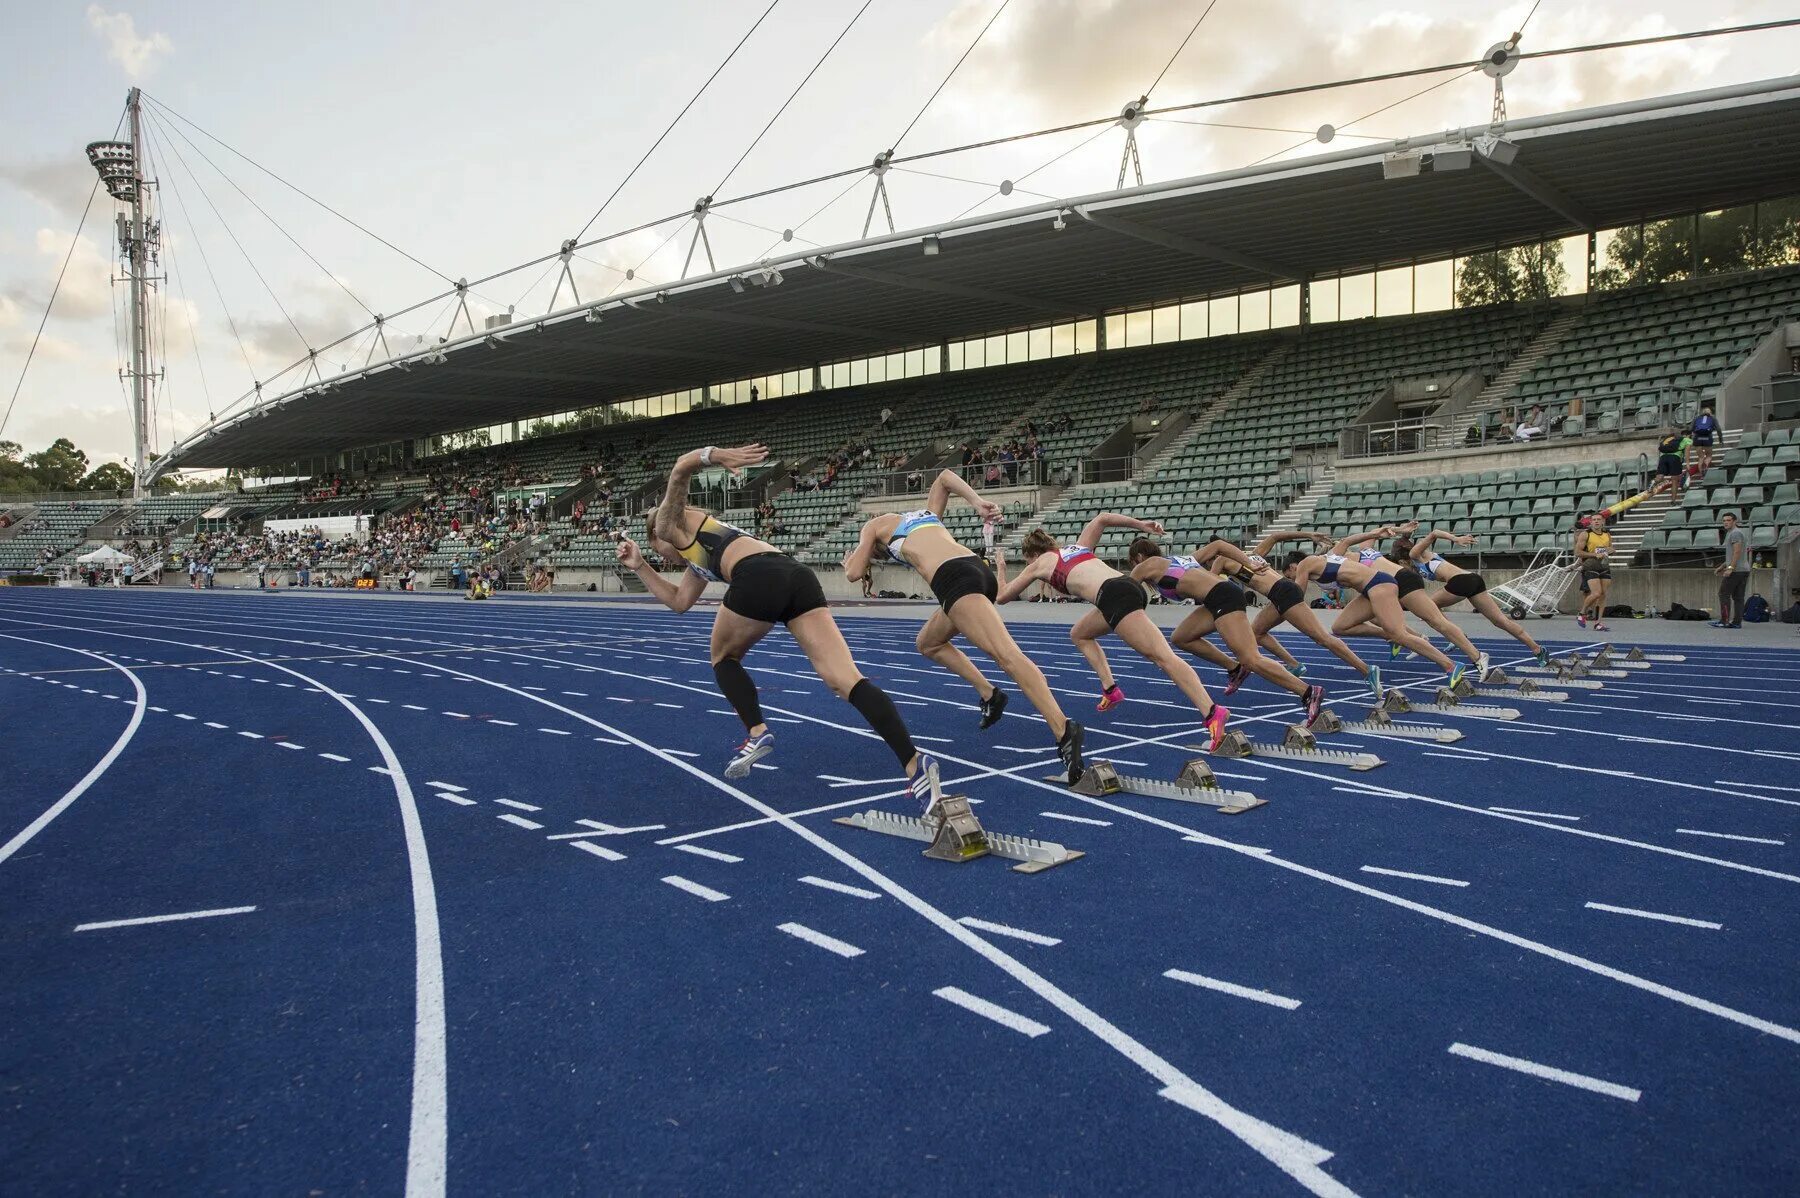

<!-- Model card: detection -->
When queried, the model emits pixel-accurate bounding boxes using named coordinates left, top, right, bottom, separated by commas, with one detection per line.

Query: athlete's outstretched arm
left=1329, top=521, right=1414, bottom=556
left=927, top=469, right=1002, bottom=520
left=617, top=537, right=707, bottom=613
left=1251, top=530, right=1323, bottom=557
left=995, top=551, right=1053, bottom=604
left=1077, top=511, right=1163, bottom=550
left=841, top=517, right=882, bottom=583
left=1201, top=540, right=1259, bottom=571
left=654, top=443, right=768, bottom=545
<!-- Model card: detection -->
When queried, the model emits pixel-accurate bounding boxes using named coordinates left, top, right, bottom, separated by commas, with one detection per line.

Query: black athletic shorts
left=1200, top=578, right=1248, bottom=618
left=1267, top=577, right=1307, bottom=615
left=1657, top=453, right=1684, bottom=477
left=1094, top=576, right=1147, bottom=631
left=1395, top=567, right=1425, bottom=599
left=929, top=554, right=997, bottom=613
left=723, top=552, right=828, bottom=624
left=1445, top=572, right=1487, bottom=599
left=1581, top=566, right=1612, bottom=583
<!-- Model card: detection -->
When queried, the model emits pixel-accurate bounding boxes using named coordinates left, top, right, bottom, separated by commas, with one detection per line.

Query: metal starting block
left=1479, top=687, right=1568, bottom=703
left=1481, top=666, right=1513, bottom=685
left=1380, top=689, right=1413, bottom=713
left=1069, top=758, right=1265, bottom=813
left=1341, top=706, right=1464, bottom=741
left=1619, top=646, right=1683, bottom=662
left=1209, top=725, right=1383, bottom=770
left=1518, top=667, right=1605, bottom=689
left=1426, top=695, right=1522, bottom=721
left=1450, top=676, right=1478, bottom=698
left=1309, top=708, right=1345, bottom=734
left=834, top=795, right=1084, bottom=874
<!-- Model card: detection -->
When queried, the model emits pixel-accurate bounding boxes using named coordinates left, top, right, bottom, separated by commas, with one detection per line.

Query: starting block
left=1479, top=687, right=1568, bottom=703
left=1426, top=688, right=1522, bottom=720
left=834, top=794, right=1083, bottom=874
left=1210, top=724, right=1384, bottom=770
left=1381, top=689, right=1413, bottom=714
left=1620, top=646, right=1683, bottom=662
left=1481, top=666, right=1513, bottom=685
left=1068, top=758, right=1265, bottom=813
left=1518, top=666, right=1606, bottom=689
left=1340, top=706, right=1464, bottom=742
left=1450, top=676, right=1478, bottom=698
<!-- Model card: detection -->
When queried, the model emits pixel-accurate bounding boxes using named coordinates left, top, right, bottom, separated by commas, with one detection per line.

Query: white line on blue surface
left=800, top=875, right=882, bottom=900
left=572, top=841, right=626, bottom=862
left=1040, top=811, right=1112, bottom=827
left=777, top=922, right=865, bottom=958
left=1164, top=969, right=1302, bottom=1010
left=76, top=905, right=257, bottom=932
left=1675, top=828, right=1784, bottom=846
left=933, top=987, right=1051, bottom=1037
left=1488, top=806, right=1579, bottom=821
left=662, top=875, right=729, bottom=902
left=1360, top=866, right=1469, bottom=887
left=497, top=813, right=544, bottom=830
left=1585, top=901, right=1721, bottom=929
left=1448, top=1042, right=1640, bottom=1102
left=435, top=792, right=477, bottom=806
left=958, top=916, right=1061, bottom=946
left=493, top=799, right=540, bottom=812
left=674, top=844, right=742, bottom=863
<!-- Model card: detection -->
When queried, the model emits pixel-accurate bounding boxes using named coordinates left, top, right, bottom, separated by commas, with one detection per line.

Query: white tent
left=77, top=545, right=133, bottom=565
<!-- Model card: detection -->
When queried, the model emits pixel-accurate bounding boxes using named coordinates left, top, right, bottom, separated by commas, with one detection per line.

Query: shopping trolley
left=1487, top=547, right=1580, bottom=620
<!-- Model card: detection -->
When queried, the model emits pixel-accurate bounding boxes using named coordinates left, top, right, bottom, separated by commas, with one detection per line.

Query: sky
left=2, top=0, right=1797, bottom=469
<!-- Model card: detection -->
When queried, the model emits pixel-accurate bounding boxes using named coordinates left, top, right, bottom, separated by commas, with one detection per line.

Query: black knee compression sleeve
left=713, top=656, right=764, bottom=730
left=847, top=678, right=916, bottom=767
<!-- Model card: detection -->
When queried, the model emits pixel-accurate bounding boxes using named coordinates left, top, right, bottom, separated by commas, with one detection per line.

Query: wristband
left=698, top=446, right=716, bottom=466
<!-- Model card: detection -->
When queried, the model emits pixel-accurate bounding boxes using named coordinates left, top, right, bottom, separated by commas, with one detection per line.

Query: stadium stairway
left=1259, top=466, right=1338, bottom=536
left=1447, top=305, right=1585, bottom=445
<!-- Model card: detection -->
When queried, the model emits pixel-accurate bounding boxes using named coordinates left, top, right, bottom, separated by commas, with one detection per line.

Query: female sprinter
left=1191, top=532, right=1386, bottom=697
left=1125, top=537, right=1325, bottom=724
left=1399, top=529, right=1552, bottom=667
left=1326, top=524, right=1491, bottom=680
left=842, top=469, right=1085, bottom=782
left=996, top=514, right=1231, bottom=751
left=621, top=442, right=940, bottom=813
left=1283, top=529, right=1469, bottom=690
left=1573, top=509, right=1614, bottom=631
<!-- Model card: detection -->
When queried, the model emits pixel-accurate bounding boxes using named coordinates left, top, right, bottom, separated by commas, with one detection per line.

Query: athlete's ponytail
left=1020, top=528, right=1057, bottom=560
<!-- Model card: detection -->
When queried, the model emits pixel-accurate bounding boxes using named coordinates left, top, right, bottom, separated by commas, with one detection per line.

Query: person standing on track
left=1712, top=510, right=1750, bottom=629
left=996, top=514, right=1231, bottom=751
left=1397, top=529, right=1552, bottom=667
left=619, top=442, right=941, bottom=812
left=842, top=469, right=1086, bottom=782
left=1574, top=510, right=1614, bottom=631
left=1125, top=537, right=1325, bottom=724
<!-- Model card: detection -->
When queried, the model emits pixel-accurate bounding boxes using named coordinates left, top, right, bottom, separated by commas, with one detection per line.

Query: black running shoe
left=1058, top=720, right=1086, bottom=784
left=1303, top=684, right=1325, bottom=726
left=979, top=686, right=1009, bottom=729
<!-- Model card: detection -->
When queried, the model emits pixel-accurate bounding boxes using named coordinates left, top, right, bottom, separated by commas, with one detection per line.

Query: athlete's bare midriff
left=899, top=522, right=978, bottom=584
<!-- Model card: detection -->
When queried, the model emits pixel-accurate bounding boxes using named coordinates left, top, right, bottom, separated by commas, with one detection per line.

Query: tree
left=1455, top=244, right=1567, bottom=307
left=81, top=462, right=135, bottom=492
left=0, top=440, right=21, bottom=462
left=23, top=438, right=88, bottom=491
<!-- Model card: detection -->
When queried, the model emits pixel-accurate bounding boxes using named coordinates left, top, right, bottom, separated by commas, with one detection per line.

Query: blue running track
left=1, top=588, right=1797, bottom=1196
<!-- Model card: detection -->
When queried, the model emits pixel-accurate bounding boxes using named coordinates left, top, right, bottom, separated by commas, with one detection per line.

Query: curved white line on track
left=83, top=615, right=1355, bottom=1195
left=0, top=616, right=447, bottom=1198
left=0, top=634, right=147, bottom=867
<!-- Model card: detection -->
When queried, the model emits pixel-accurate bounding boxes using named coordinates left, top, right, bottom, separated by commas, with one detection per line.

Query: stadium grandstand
left=5, top=9, right=1800, bottom=1198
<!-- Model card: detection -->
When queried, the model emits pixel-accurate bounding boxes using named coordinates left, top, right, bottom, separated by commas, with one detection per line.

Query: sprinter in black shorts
left=1397, top=529, right=1550, bottom=666
left=623, top=442, right=942, bottom=812
left=843, top=469, right=1084, bottom=781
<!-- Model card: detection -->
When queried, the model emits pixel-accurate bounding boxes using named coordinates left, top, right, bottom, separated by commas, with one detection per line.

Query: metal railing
left=1339, top=418, right=1448, bottom=459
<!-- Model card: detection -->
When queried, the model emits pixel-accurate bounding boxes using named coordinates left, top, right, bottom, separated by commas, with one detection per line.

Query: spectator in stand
left=906, top=467, right=924, bottom=491
left=749, top=383, right=759, bottom=404
left=879, top=405, right=892, bottom=427
left=1514, top=404, right=1546, bottom=441
left=1712, top=511, right=1750, bottom=628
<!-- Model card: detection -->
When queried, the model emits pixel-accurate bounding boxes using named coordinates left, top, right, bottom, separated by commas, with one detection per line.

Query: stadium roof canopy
left=162, top=75, right=1800, bottom=471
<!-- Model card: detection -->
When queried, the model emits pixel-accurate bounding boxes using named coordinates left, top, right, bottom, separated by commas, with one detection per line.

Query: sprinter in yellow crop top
left=617, top=442, right=939, bottom=809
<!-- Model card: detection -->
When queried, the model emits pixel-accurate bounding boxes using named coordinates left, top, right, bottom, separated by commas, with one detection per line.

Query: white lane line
left=674, top=844, right=742, bottom=863
left=591, top=736, right=628, bottom=745
left=561, top=691, right=587, bottom=697
left=1040, top=811, right=1113, bottom=827
left=799, top=875, right=882, bottom=900
left=365, top=697, right=388, bottom=703
left=1488, top=807, right=1580, bottom=822
left=958, top=916, right=1061, bottom=946
left=661, top=875, right=729, bottom=902
left=369, top=765, right=392, bottom=775
left=1360, top=866, right=1469, bottom=888
left=237, top=731, right=264, bottom=739
left=538, top=728, right=571, bottom=736
left=427, top=781, right=466, bottom=792
left=404, top=704, right=428, bottom=711
left=149, top=705, right=167, bottom=712
left=777, top=921, right=866, bottom=958
left=1675, top=828, right=1785, bottom=846
left=1448, top=1043, right=1640, bottom=1102
left=665, top=749, right=699, bottom=759
left=1426, top=751, right=1490, bottom=762
left=319, top=752, right=350, bottom=762
left=1585, top=901, right=1721, bottom=930
left=174, top=712, right=195, bottom=720
left=442, top=711, right=469, bottom=719
left=75, top=905, right=257, bottom=932
left=489, top=719, right=518, bottom=727
left=653, top=702, right=683, bottom=709
left=572, top=841, right=626, bottom=862
left=497, top=813, right=545, bottom=830
left=1164, top=968, right=1302, bottom=1011
left=436, top=792, right=478, bottom=807
left=205, top=721, right=228, bottom=729
left=276, top=741, right=305, bottom=750
left=1495, top=727, right=1556, bottom=735
left=1718, top=779, right=1800, bottom=794
left=493, top=799, right=541, bottom=812
left=932, top=986, right=1051, bottom=1037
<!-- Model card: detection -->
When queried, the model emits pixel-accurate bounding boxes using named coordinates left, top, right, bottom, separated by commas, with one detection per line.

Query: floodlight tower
left=86, top=88, right=162, bottom=497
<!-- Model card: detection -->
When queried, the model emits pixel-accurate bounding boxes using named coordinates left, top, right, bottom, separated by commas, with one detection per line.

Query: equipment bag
left=1743, top=594, right=1770, bottom=623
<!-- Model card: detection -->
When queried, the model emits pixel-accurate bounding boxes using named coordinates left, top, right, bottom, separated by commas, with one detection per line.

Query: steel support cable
left=1144, top=0, right=1220, bottom=100
left=138, top=118, right=191, bottom=448
left=0, top=176, right=103, bottom=442
left=141, top=93, right=458, bottom=287
left=891, top=0, right=1010, bottom=151
left=151, top=111, right=312, bottom=356
left=150, top=113, right=260, bottom=382
left=712, top=0, right=876, bottom=199
left=1149, top=115, right=1392, bottom=138
left=146, top=107, right=374, bottom=318
left=1247, top=66, right=1475, bottom=167
left=950, top=123, right=1114, bottom=221
left=573, top=0, right=781, bottom=241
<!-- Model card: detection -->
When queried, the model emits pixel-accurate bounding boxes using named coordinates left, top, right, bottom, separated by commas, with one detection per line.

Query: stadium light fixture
left=922, top=235, right=941, bottom=256
left=729, top=276, right=746, bottom=293
left=1432, top=143, right=1474, bottom=171
left=1382, top=150, right=1423, bottom=179
left=584, top=306, right=604, bottom=323
left=1476, top=134, right=1521, bottom=165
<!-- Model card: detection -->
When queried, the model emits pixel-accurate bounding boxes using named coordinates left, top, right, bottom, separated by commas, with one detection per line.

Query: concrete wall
left=1718, top=322, right=1799, bottom=428
left=1334, top=431, right=1659, bottom=484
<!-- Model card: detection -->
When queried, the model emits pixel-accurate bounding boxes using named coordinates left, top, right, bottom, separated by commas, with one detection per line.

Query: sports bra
left=884, top=509, right=943, bottom=562
left=1050, top=545, right=1096, bottom=593
left=1153, top=554, right=1202, bottom=602
left=1319, top=553, right=1346, bottom=585
left=675, top=513, right=749, bottom=582
left=1415, top=554, right=1443, bottom=581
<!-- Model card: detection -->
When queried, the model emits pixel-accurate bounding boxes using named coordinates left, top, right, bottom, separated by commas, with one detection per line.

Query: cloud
left=86, top=5, right=173, bottom=79
left=1, top=332, right=82, bottom=364
left=0, top=157, right=101, bottom=222
left=236, top=276, right=371, bottom=373
left=1, top=228, right=116, bottom=325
